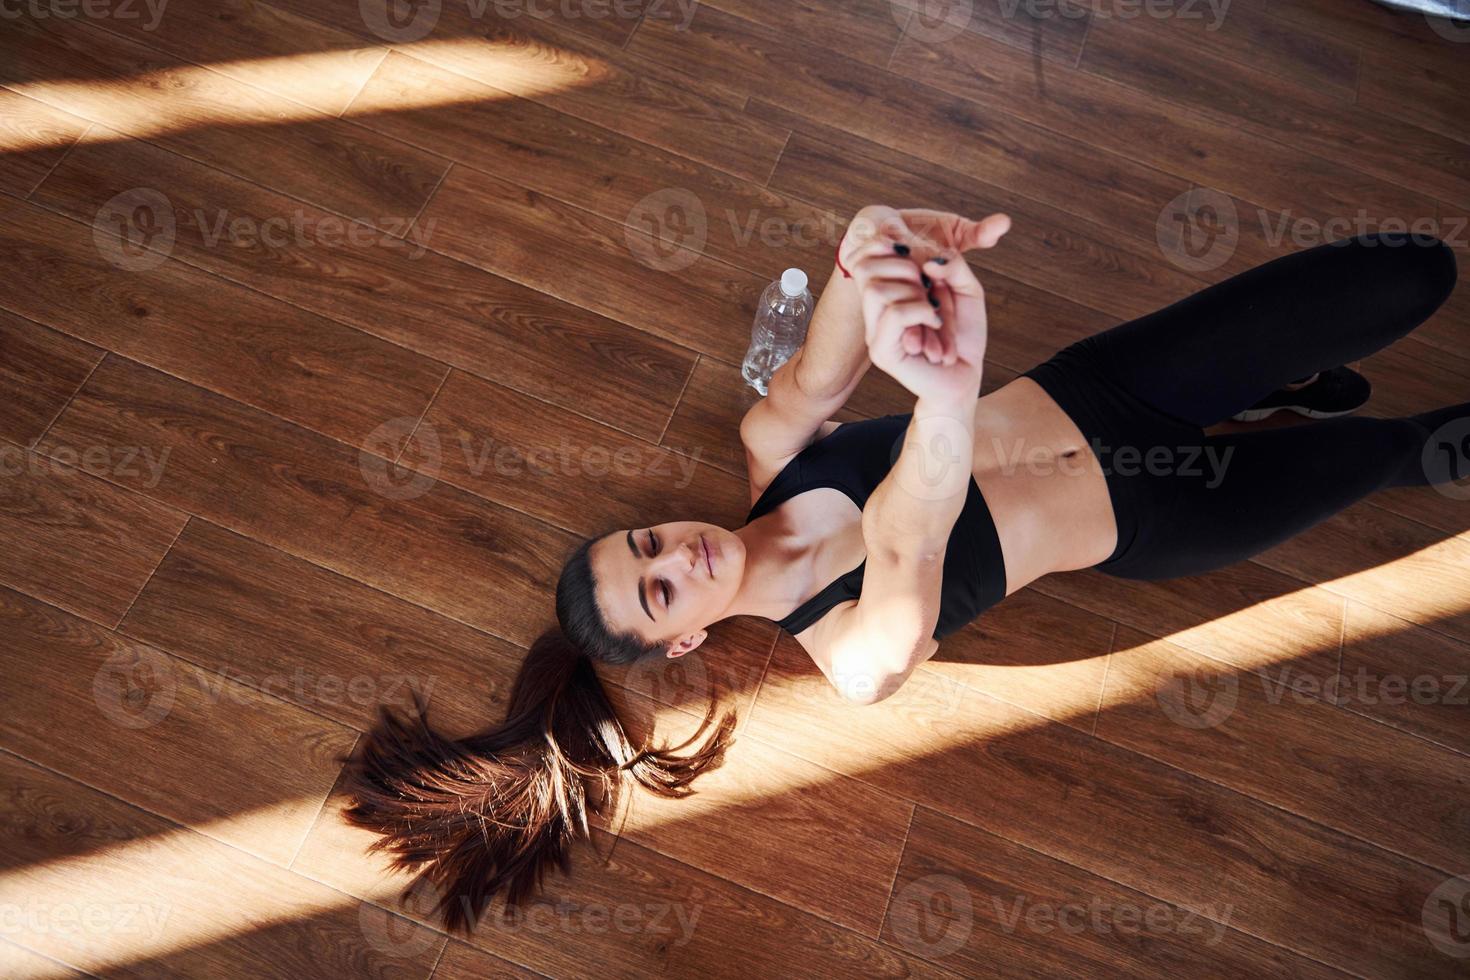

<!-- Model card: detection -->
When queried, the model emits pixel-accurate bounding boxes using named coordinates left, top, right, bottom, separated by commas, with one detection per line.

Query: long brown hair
left=342, top=534, right=737, bottom=932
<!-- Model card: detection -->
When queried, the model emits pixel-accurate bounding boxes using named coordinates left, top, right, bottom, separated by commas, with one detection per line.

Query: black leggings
left=1021, top=232, right=1464, bottom=580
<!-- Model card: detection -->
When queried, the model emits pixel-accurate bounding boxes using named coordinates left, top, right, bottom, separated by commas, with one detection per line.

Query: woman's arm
left=783, top=259, right=869, bottom=402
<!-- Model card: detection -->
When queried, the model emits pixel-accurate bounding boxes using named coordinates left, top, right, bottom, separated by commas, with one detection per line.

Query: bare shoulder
left=744, top=417, right=846, bottom=505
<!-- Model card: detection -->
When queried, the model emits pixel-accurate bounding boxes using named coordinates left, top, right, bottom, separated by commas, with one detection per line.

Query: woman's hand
left=840, top=206, right=1007, bottom=404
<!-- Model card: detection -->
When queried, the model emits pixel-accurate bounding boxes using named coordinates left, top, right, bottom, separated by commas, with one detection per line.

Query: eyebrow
left=627, top=530, right=654, bottom=621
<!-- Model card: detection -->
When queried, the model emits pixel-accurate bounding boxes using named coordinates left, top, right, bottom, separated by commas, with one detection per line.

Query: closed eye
left=646, top=530, right=671, bottom=608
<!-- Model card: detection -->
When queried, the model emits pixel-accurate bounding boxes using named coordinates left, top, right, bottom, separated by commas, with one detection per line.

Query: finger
left=846, top=213, right=917, bottom=261
left=966, top=212, right=1011, bottom=249
left=858, top=271, right=923, bottom=302
left=921, top=322, right=943, bottom=362
left=901, top=324, right=925, bottom=357
left=878, top=298, right=943, bottom=336
left=923, top=253, right=985, bottom=298
left=852, top=258, right=924, bottom=286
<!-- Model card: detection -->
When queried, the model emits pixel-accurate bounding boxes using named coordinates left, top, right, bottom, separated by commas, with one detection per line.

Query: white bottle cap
left=780, top=268, right=808, bottom=297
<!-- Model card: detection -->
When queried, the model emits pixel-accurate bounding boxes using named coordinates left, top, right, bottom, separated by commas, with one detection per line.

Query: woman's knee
left=1361, top=232, right=1458, bottom=315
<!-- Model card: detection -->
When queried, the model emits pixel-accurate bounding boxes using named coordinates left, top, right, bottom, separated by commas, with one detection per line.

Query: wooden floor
left=2, top=0, right=1469, bottom=976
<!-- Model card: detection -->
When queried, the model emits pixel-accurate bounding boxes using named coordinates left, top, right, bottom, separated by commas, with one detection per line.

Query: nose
left=652, top=539, right=696, bottom=575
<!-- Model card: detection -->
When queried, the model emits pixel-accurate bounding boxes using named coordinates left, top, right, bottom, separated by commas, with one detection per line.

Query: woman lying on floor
left=343, top=205, right=1463, bottom=931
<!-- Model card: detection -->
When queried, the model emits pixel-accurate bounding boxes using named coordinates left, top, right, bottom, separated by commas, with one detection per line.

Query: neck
left=717, top=512, right=819, bottom=624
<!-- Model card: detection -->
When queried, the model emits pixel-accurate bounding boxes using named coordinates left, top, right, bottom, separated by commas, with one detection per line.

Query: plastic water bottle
left=742, top=268, right=813, bottom=396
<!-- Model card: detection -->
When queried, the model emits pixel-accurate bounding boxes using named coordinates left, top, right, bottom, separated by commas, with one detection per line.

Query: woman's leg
left=1098, top=402, right=1470, bottom=580
left=1074, top=232, right=1457, bottom=428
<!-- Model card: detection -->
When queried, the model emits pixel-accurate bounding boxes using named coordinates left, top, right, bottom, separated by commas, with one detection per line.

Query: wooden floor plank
left=398, top=369, right=751, bottom=533
left=118, top=520, right=523, bottom=736
left=292, top=765, right=945, bottom=977
left=0, top=752, right=446, bottom=979
left=28, top=132, right=688, bottom=442
left=1077, top=14, right=1470, bottom=209
left=1097, top=627, right=1470, bottom=873
left=745, top=637, right=1461, bottom=976
left=344, top=50, right=845, bottom=281
left=0, top=583, right=355, bottom=866
left=0, top=195, right=449, bottom=452
left=275, top=0, right=786, bottom=183
left=0, top=309, right=101, bottom=448
left=1340, top=600, right=1470, bottom=757
left=765, top=125, right=1201, bottom=323
left=84, top=0, right=387, bottom=116
left=0, top=15, right=450, bottom=219
left=892, top=14, right=1448, bottom=221
left=1357, top=49, right=1469, bottom=148
left=0, top=439, right=186, bottom=628
left=416, top=165, right=768, bottom=365
left=0, top=89, right=87, bottom=198
left=629, top=7, right=1191, bottom=242
left=886, top=804, right=1348, bottom=978
left=38, top=356, right=576, bottom=647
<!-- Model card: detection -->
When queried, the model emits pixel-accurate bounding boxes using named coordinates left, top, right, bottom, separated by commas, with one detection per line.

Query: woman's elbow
left=832, top=663, right=911, bottom=705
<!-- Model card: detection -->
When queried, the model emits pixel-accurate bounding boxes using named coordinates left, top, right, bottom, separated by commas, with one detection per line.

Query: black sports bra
left=745, top=412, right=1007, bottom=640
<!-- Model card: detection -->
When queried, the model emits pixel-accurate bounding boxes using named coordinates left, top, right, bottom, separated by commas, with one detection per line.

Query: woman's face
left=589, top=520, right=747, bottom=655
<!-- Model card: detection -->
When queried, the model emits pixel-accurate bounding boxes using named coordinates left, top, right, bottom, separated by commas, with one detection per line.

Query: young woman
left=344, top=206, right=1463, bottom=931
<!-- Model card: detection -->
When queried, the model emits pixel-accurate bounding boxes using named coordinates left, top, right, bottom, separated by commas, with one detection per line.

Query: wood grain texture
left=0, top=437, right=186, bottom=627
left=0, top=752, right=446, bottom=979
left=0, top=15, right=450, bottom=219
left=0, top=309, right=101, bottom=447
left=886, top=805, right=1348, bottom=978
left=38, top=356, right=576, bottom=647
left=29, top=132, right=688, bottom=442
left=0, top=196, right=448, bottom=452
left=0, top=582, right=355, bottom=866
left=2, top=0, right=1469, bottom=974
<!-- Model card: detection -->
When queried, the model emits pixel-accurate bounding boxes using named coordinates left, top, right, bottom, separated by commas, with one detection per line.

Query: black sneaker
left=1230, top=365, right=1372, bottom=422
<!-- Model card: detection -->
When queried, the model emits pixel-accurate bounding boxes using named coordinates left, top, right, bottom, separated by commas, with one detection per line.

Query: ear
left=665, top=629, right=708, bottom=658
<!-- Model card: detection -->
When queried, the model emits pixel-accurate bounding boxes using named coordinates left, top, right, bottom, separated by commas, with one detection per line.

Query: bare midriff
left=972, top=376, right=1119, bottom=592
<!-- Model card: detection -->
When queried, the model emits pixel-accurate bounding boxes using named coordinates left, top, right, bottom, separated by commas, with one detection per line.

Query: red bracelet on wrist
left=835, top=240, right=852, bottom=278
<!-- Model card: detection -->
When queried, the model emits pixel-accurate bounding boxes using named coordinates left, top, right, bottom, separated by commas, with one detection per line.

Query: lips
left=701, top=535, right=713, bottom=577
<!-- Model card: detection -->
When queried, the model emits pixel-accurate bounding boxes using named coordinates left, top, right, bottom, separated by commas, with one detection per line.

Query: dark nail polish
left=920, top=272, right=931, bottom=288
left=893, top=243, right=910, bottom=256
left=928, top=294, right=940, bottom=308
left=933, top=256, right=949, bottom=265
